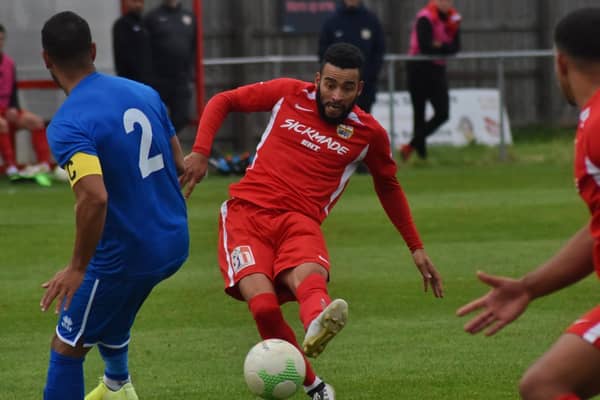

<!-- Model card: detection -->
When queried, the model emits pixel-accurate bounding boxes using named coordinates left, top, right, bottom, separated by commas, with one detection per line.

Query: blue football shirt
left=47, top=72, right=189, bottom=278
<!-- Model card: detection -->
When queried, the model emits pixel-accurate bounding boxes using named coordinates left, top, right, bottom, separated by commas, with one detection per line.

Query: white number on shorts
left=123, top=108, right=164, bottom=179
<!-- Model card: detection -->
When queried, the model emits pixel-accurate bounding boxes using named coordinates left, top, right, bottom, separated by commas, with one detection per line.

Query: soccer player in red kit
left=457, top=8, right=600, bottom=400
left=181, top=43, right=443, bottom=400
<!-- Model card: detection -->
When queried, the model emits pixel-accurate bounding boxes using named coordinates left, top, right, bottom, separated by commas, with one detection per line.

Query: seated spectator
left=0, top=24, right=52, bottom=181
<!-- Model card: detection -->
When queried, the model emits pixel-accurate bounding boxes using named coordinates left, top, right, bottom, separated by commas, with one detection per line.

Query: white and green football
left=243, top=339, right=306, bottom=399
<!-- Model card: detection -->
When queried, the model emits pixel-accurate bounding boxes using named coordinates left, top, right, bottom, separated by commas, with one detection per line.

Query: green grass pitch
left=1, top=135, right=599, bottom=399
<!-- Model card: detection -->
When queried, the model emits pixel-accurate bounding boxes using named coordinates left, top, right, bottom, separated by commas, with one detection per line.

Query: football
left=243, top=339, right=306, bottom=399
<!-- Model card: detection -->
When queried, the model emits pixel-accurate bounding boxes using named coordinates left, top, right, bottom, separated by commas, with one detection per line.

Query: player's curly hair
left=555, top=7, right=600, bottom=62
left=320, top=42, right=364, bottom=79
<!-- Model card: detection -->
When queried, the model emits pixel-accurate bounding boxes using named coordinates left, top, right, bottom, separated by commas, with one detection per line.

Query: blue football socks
left=43, top=350, right=84, bottom=400
left=98, top=344, right=130, bottom=384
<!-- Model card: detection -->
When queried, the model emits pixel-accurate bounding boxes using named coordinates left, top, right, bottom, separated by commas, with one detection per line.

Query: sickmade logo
left=281, top=119, right=350, bottom=155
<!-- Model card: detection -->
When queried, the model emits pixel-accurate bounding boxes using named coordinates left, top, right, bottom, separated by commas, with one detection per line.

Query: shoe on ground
left=307, top=382, right=335, bottom=400
left=85, top=380, right=138, bottom=400
left=18, top=163, right=52, bottom=187
left=53, top=165, right=70, bottom=182
left=19, top=162, right=51, bottom=178
left=303, top=299, right=348, bottom=358
left=5, top=165, right=20, bottom=181
left=400, top=144, right=414, bottom=162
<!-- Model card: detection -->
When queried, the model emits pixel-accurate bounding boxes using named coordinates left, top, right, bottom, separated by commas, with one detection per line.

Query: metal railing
left=203, top=49, right=555, bottom=160
left=18, top=49, right=555, bottom=159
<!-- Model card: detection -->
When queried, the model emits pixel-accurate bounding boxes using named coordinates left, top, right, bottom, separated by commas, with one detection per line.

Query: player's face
left=0, top=32, right=5, bottom=54
left=554, top=50, right=576, bottom=106
left=126, top=0, right=144, bottom=14
left=315, top=63, right=363, bottom=125
left=434, top=0, right=453, bottom=13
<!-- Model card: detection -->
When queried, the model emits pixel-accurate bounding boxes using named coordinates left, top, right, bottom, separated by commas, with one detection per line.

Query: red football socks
left=296, top=274, right=331, bottom=331
left=555, top=395, right=580, bottom=400
left=32, top=127, right=51, bottom=165
left=248, top=293, right=317, bottom=386
left=0, top=133, right=16, bottom=167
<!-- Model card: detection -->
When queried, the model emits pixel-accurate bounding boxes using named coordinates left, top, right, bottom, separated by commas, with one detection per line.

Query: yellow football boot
left=85, top=380, right=139, bottom=400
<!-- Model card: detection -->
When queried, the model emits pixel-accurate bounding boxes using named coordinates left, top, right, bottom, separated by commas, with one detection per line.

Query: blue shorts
left=55, top=271, right=173, bottom=349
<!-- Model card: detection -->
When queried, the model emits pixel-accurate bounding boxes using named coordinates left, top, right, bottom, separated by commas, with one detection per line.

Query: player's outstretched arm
left=412, top=248, right=443, bottom=298
left=180, top=152, right=209, bottom=199
left=457, top=223, right=595, bottom=336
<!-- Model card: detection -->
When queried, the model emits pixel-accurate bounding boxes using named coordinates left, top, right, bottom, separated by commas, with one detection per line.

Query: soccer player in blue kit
left=39, top=11, right=189, bottom=400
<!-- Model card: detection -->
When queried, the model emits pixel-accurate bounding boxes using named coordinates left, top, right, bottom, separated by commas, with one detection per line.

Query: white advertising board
left=371, top=88, right=512, bottom=149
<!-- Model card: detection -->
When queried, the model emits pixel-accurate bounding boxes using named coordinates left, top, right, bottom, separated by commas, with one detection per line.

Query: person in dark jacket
left=145, top=0, right=196, bottom=134
left=318, top=0, right=385, bottom=113
left=401, top=0, right=461, bottom=161
left=112, top=0, right=153, bottom=85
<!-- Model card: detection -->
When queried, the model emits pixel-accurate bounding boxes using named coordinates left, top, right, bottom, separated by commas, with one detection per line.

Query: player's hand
left=433, top=40, right=442, bottom=48
left=456, top=271, right=531, bottom=336
left=412, top=249, right=443, bottom=298
left=180, top=152, right=209, bottom=199
left=40, top=266, right=85, bottom=314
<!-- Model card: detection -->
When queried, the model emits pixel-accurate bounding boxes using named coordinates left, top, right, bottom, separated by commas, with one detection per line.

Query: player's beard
left=558, top=77, right=577, bottom=106
left=316, top=87, right=357, bottom=125
left=555, top=57, right=577, bottom=107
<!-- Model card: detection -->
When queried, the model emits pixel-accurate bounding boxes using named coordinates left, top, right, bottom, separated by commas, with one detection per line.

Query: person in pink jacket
left=401, top=0, right=461, bottom=161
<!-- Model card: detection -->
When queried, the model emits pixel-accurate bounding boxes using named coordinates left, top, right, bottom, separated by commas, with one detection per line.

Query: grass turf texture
left=1, top=129, right=599, bottom=399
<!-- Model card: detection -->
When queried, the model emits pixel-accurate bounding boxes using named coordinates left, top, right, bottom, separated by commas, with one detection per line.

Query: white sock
left=304, top=377, right=323, bottom=393
left=103, top=375, right=131, bottom=391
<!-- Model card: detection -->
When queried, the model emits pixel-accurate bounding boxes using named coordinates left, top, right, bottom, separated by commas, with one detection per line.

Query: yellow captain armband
left=63, top=152, right=102, bottom=187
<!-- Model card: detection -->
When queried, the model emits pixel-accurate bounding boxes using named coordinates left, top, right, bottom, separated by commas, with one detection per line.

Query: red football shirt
left=193, top=78, right=423, bottom=251
left=574, top=89, right=600, bottom=274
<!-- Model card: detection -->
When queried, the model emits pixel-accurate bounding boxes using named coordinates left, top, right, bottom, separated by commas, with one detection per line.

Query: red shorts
left=566, top=306, right=600, bottom=349
left=218, top=198, right=330, bottom=303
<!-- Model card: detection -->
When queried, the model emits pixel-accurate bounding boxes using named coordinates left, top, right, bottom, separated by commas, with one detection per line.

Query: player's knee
left=32, top=118, right=45, bottom=130
left=519, top=367, right=563, bottom=400
left=295, top=263, right=328, bottom=282
left=50, top=334, right=89, bottom=359
left=25, top=115, right=45, bottom=130
left=519, top=372, right=538, bottom=400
